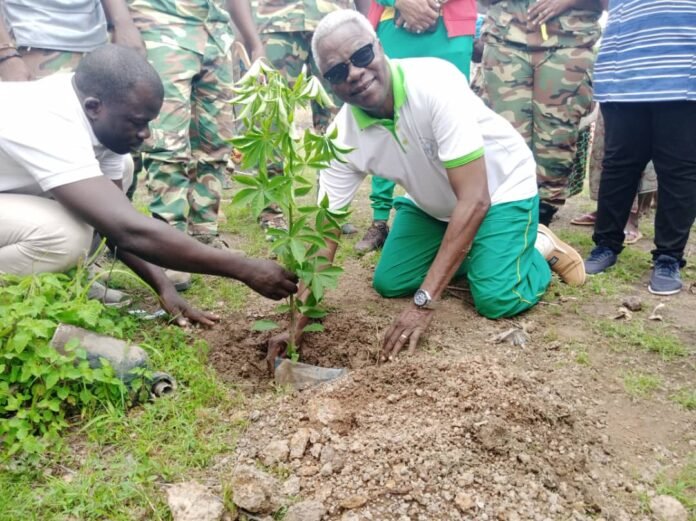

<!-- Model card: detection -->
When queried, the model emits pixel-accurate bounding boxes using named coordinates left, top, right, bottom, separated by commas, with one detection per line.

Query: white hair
left=311, top=10, right=377, bottom=71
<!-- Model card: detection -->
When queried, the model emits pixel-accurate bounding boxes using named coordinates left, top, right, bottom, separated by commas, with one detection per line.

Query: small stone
left=517, top=453, right=531, bottom=464
left=166, top=481, right=224, bottom=521
left=284, top=500, right=326, bottom=521
left=289, top=429, right=310, bottom=459
left=282, top=476, right=301, bottom=496
left=297, top=464, right=320, bottom=477
left=340, top=494, right=368, bottom=509
left=622, top=296, right=642, bottom=311
left=249, top=410, right=261, bottom=422
left=310, top=443, right=323, bottom=459
left=649, top=495, right=688, bottom=521
left=454, top=493, right=474, bottom=512
left=261, top=440, right=289, bottom=466
left=415, top=389, right=424, bottom=397
left=458, top=472, right=474, bottom=487
left=230, top=465, right=283, bottom=514
left=320, top=462, right=334, bottom=476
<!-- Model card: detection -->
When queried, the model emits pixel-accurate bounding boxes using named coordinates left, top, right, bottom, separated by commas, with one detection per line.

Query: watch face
left=414, top=289, right=428, bottom=307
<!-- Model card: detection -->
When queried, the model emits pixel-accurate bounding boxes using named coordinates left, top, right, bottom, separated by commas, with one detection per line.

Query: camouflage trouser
left=475, top=42, right=595, bottom=206
left=261, top=31, right=341, bottom=134
left=141, top=38, right=234, bottom=236
left=16, top=47, right=84, bottom=78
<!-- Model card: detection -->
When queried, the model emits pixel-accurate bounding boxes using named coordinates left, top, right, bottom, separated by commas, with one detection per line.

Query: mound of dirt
left=233, top=356, right=641, bottom=520
left=205, top=310, right=389, bottom=393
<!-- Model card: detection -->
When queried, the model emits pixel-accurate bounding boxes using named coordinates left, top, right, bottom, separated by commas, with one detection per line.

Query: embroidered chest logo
left=419, top=137, right=438, bottom=161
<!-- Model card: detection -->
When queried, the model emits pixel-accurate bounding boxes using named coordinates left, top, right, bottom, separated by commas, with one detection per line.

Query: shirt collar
left=351, top=60, right=406, bottom=130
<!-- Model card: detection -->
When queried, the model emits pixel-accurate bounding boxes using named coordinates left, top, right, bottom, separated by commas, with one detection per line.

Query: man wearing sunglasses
left=269, top=10, right=585, bottom=362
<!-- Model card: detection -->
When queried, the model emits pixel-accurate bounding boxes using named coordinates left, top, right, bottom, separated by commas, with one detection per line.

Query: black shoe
left=539, top=201, right=559, bottom=226
left=584, top=245, right=618, bottom=275
left=355, top=220, right=389, bottom=254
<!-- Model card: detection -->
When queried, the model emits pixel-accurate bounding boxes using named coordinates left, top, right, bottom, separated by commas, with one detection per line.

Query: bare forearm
left=420, top=200, right=489, bottom=300
left=226, top=0, right=263, bottom=51
left=109, top=245, right=173, bottom=295
left=112, top=218, right=255, bottom=280
left=100, top=0, right=133, bottom=26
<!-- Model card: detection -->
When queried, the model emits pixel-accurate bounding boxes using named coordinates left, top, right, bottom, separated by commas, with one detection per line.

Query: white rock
left=166, top=481, right=224, bottom=521
left=650, top=495, right=688, bottom=521
left=290, top=428, right=310, bottom=459
left=284, top=500, right=326, bottom=521
left=230, top=465, right=283, bottom=514
left=283, top=476, right=301, bottom=496
left=262, top=439, right=290, bottom=466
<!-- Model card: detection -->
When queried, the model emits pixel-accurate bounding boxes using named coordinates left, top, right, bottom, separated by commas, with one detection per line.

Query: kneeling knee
left=372, top=270, right=414, bottom=298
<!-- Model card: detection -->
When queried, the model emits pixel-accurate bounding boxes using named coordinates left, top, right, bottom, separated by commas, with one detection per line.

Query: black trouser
left=592, top=101, right=696, bottom=263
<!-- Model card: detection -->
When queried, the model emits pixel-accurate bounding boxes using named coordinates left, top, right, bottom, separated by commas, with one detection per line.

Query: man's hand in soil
left=158, top=286, right=220, bottom=328
left=382, top=304, right=434, bottom=361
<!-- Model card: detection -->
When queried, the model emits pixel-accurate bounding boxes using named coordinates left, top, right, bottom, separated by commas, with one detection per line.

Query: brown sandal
left=570, top=212, right=597, bottom=226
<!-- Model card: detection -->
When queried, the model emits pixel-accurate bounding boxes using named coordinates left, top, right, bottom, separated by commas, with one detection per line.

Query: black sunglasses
left=322, top=43, right=376, bottom=85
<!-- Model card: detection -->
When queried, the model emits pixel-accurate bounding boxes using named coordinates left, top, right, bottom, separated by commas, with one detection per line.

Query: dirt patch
left=204, top=309, right=391, bottom=393
left=234, top=357, right=641, bottom=520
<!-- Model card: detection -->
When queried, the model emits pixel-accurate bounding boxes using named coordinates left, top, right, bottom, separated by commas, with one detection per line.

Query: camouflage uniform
left=474, top=1, right=601, bottom=208
left=253, top=0, right=351, bottom=133
left=128, top=0, right=235, bottom=236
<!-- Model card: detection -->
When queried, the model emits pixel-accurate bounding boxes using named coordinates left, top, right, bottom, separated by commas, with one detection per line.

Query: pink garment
left=367, top=0, right=477, bottom=38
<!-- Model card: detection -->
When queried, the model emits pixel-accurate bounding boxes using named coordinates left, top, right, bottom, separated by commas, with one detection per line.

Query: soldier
left=473, top=0, right=603, bottom=226
left=250, top=0, right=368, bottom=233
left=127, top=0, right=264, bottom=290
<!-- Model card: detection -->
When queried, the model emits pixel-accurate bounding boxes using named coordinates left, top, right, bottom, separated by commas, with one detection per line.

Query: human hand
left=249, top=43, right=266, bottom=63
left=266, top=331, right=291, bottom=374
left=394, top=0, right=440, bottom=34
left=381, top=304, right=434, bottom=362
left=243, top=259, right=299, bottom=300
left=528, top=0, right=574, bottom=27
left=0, top=55, right=32, bottom=81
left=111, top=24, right=147, bottom=57
left=158, top=287, right=220, bottom=327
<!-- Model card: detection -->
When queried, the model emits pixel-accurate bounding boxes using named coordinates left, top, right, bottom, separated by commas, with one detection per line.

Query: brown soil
left=234, top=356, right=637, bottom=520
left=202, top=192, right=696, bottom=520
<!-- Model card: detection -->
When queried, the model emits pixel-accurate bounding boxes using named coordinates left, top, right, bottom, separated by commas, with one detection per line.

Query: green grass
left=655, top=455, right=696, bottom=519
left=575, top=350, right=590, bottom=366
left=671, top=388, right=696, bottom=411
left=593, top=319, right=687, bottom=360
left=622, top=371, right=662, bottom=398
left=0, top=297, right=248, bottom=521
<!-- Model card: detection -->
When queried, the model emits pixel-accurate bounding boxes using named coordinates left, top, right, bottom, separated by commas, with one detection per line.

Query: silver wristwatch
left=413, top=288, right=436, bottom=309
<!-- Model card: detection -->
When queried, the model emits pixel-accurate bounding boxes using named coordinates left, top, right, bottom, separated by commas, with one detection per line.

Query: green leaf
left=302, top=323, right=325, bottom=333
left=251, top=320, right=280, bottom=332
left=44, top=372, right=59, bottom=390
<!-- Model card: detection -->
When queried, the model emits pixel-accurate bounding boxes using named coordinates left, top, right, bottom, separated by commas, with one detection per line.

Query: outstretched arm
left=382, top=157, right=490, bottom=359
left=51, top=176, right=298, bottom=300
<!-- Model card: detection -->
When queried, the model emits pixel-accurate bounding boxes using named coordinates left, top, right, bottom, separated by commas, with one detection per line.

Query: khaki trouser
left=0, top=157, right=134, bottom=276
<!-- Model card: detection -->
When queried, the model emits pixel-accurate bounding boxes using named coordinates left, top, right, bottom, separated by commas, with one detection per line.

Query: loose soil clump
left=234, top=356, right=642, bottom=520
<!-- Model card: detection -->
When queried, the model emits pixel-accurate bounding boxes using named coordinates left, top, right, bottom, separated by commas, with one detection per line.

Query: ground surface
left=2, top=139, right=694, bottom=520
left=200, top=178, right=696, bottom=520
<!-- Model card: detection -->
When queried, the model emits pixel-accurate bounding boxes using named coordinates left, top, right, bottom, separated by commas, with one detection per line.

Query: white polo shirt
left=0, top=73, right=126, bottom=196
left=318, top=58, right=537, bottom=221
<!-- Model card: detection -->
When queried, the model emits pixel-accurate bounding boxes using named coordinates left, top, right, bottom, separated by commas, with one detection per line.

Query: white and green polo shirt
left=318, top=58, right=538, bottom=221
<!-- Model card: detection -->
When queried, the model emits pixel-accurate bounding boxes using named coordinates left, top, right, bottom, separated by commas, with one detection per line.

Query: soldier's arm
left=226, top=0, right=265, bottom=61
left=101, top=0, right=146, bottom=55
left=0, top=5, right=31, bottom=80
